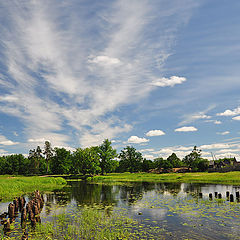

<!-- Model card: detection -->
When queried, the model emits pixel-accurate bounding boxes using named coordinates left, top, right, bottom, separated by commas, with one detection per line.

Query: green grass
left=0, top=175, right=67, bottom=201
left=89, top=172, right=240, bottom=185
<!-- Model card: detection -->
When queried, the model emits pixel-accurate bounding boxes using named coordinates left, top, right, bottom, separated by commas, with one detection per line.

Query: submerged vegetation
left=0, top=176, right=66, bottom=201
left=90, top=171, right=240, bottom=185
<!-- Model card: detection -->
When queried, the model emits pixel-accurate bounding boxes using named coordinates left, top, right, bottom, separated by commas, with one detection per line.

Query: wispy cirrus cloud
left=217, top=131, right=230, bottom=135
left=0, top=0, right=198, bottom=149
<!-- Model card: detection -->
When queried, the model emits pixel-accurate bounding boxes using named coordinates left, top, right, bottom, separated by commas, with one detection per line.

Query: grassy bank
left=0, top=175, right=67, bottom=201
left=90, top=172, right=240, bottom=185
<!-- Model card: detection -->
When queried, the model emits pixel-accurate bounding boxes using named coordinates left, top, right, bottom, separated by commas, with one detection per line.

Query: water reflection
left=1, top=181, right=240, bottom=239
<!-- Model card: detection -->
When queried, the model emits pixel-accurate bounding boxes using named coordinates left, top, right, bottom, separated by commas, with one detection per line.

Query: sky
left=0, top=0, right=240, bottom=160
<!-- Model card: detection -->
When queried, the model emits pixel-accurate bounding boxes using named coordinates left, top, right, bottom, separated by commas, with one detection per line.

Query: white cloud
left=217, top=131, right=230, bottom=135
left=0, top=135, right=19, bottom=146
left=139, top=148, right=155, bottom=153
left=146, top=130, right=165, bottom=136
left=151, top=76, right=186, bottom=87
left=127, top=136, right=149, bottom=144
left=0, top=149, right=7, bottom=155
left=88, top=55, right=121, bottom=66
left=200, top=143, right=230, bottom=150
left=179, top=106, right=214, bottom=125
left=174, top=126, right=197, bottom=132
left=217, top=107, right=240, bottom=116
left=142, top=154, right=154, bottom=159
left=0, top=1, right=199, bottom=148
left=0, top=95, right=18, bottom=102
left=28, top=138, right=47, bottom=143
left=232, top=116, right=240, bottom=121
left=205, top=119, right=222, bottom=124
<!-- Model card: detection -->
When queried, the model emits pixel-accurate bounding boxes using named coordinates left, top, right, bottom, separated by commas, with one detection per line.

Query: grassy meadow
left=0, top=175, right=66, bottom=201
left=90, top=171, right=240, bottom=185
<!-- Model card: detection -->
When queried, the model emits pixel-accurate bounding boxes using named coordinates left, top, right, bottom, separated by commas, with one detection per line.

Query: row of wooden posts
left=0, top=190, right=44, bottom=238
left=198, top=191, right=240, bottom=202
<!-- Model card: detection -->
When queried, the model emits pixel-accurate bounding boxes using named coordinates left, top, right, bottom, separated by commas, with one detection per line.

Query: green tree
left=182, top=146, right=208, bottom=171
left=72, top=147, right=101, bottom=175
left=167, top=153, right=182, bottom=168
left=118, top=146, right=143, bottom=173
left=44, top=141, right=53, bottom=174
left=154, top=157, right=173, bottom=170
left=29, top=149, right=38, bottom=174
left=51, top=147, right=72, bottom=174
left=142, top=159, right=154, bottom=172
left=97, top=139, right=117, bottom=175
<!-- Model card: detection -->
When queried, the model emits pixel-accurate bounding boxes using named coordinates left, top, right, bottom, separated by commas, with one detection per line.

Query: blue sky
left=0, top=0, right=240, bottom=160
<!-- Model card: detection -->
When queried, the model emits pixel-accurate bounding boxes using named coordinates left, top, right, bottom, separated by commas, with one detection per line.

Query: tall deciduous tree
left=44, top=141, right=53, bottom=174
left=167, top=153, right=182, bottom=168
left=51, top=147, right=72, bottom=174
left=72, top=147, right=101, bottom=175
left=97, top=139, right=117, bottom=175
left=118, top=146, right=143, bottom=173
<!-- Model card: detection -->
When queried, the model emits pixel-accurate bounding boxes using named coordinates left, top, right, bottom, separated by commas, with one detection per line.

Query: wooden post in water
left=230, top=194, right=234, bottom=202
left=236, top=192, right=239, bottom=199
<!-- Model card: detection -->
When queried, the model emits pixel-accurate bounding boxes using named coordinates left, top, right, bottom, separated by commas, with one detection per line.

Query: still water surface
left=1, top=181, right=240, bottom=239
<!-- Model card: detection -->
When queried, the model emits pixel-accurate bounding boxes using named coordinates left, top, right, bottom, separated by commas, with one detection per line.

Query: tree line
left=0, top=140, right=214, bottom=176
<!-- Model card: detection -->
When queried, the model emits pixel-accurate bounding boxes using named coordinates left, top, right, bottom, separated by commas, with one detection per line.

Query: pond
left=1, top=181, right=240, bottom=239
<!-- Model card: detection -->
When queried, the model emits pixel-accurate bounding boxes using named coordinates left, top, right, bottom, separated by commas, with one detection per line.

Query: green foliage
left=142, top=159, right=154, bottom=172
left=0, top=154, right=29, bottom=175
left=72, top=147, right=101, bottom=175
left=118, top=146, right=143, bottom=173
left=154, top=157, right=173, bottom=169
left=44, top=141, right=53, bottom=174
left=51, top=148, right=72, bottom=174
left=97, top=139, right=117, bottom=175
left=167, top=153, right=182, bottom=168
left=182, top=146, right=207, bottom=171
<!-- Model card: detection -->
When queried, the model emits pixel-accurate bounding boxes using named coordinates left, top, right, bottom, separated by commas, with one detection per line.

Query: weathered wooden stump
left=8, top=203, right=15, bottom=219
left=33, top=204, right=39, bottom=216
left=226, top=191, right=230, bottom=198
left=21, top=207, right=27, bottom=223
left=13, top=197, right=19, bottom=212
left=236, top=192, right=239, bottom=198
left=19, top=197, right=26, bottom=210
